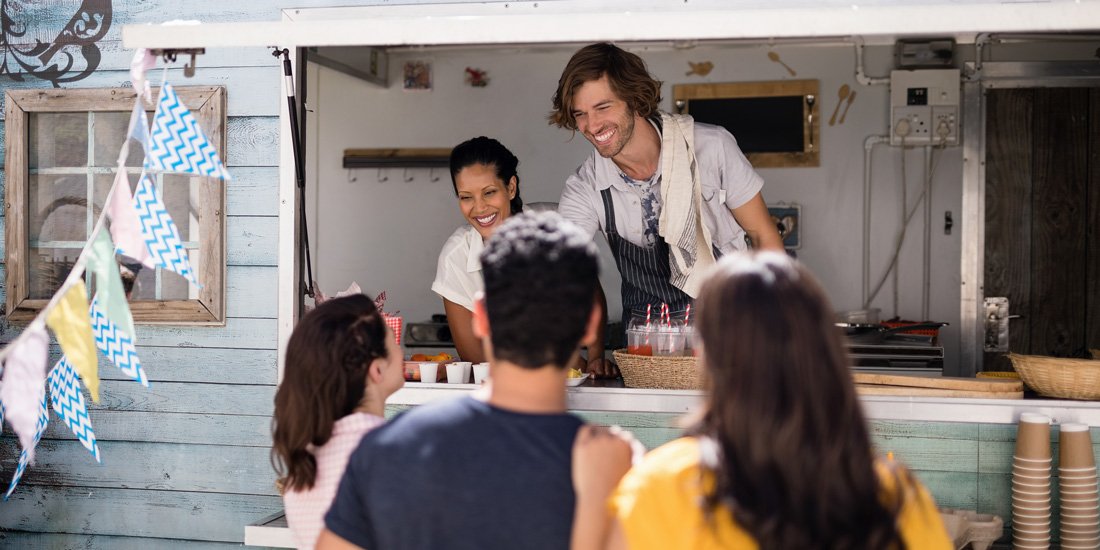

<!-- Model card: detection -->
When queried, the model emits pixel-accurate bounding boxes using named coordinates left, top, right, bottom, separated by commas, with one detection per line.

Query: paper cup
left=447, top=362, right=472, bottom=384
left=1014, top=479, right=1052, bottom=490
left=1016, top=455, right=1054, bottom=464
left=1016, top=463, right=1053, bottom=473
left=473, top=363, right=490, bottom=385
left=418, top=362, right=438, bottom=383
left=1061, top=424, right=1097, bottom=469
left=1016, top=413, right=1053, bottom=460
left=1061, top=467, right=1100, bottom=474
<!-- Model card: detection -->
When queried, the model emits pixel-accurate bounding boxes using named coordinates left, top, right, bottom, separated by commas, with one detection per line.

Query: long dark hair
left=548, top=42, right=662, bottom=131
left=689, top=252, right=909, bottom=549
left=271, top=294, right=389, bottom=491
left=449, top=136, right=523, bottom=215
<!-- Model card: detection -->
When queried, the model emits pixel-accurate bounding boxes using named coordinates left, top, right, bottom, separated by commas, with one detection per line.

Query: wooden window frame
left=672, top=79, right=820, bottom=168
left=4, top=87, right=227, bottom=325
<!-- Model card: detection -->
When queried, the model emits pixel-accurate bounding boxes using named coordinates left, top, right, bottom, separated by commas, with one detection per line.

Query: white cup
left=473, top=363, right=490, bottom=385
left=419, top=362, right=438, bottom=383
left=447, top=361, right=472, bottom=384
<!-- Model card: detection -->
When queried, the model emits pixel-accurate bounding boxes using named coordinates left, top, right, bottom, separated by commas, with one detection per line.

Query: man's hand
left=571, top=425, right=640, bottom=501
left=586, top=357, right=619, bottom=379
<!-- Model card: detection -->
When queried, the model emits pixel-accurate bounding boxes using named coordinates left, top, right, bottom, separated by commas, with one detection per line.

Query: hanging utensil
left=838, top=90, right=857, bottom=124
left=767, top=51, right=796, bottom=77
left=805, top=94, right=816, bottom=150
left=829, top=84, right=850, bottom=126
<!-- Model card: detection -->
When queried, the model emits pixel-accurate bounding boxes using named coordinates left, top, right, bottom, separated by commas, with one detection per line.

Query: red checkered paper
left=384, top=315, right=403, bottom=346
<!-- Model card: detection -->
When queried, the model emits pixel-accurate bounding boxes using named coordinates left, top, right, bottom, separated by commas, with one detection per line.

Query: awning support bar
left=273, top=47, right=315, bottom=299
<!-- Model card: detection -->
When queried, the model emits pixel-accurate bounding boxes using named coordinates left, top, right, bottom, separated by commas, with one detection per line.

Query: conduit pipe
left=853, top=36, right=890, bottom=87
left=923, top=145, right=933, bottom=321
left=863, top=135, right=889, bottom=307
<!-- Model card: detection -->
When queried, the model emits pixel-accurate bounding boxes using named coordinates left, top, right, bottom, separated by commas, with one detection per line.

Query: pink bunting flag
left=0, top=324, right=49, bottom=462
left=107, top=170, right=155, bottom=269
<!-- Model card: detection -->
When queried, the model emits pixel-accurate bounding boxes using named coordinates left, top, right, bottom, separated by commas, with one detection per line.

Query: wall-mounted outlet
left=889, top=69, right=960, bottom=146
left=931, top=106, right=958, bottom=145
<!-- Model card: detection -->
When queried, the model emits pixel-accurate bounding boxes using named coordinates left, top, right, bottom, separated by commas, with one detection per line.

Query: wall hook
left=429, top=167, right=441, bottom=182
left=403, top=168, right=415, bottom=183
left=347, top=169, right=357, bottom=183
left=377, top=168, right=388, bottom=183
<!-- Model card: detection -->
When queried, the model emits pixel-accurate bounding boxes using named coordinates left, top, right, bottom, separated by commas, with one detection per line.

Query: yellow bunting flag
left=46, top=281, right=100, bottom=403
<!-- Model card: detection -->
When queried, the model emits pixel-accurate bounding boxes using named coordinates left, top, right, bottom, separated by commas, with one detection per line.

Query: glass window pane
left=28, top=247, right=81, bottom=299
left=163, top=175, right=201, bottom=242
left=29, top=174, right=89, bottom=242
left=29, top=113, right=88, bottom=169
left=125, top=259, right=156, bottom=301
left=93, top=111, right=144, bottom=168
left=93, top=173, right=113, bottom=217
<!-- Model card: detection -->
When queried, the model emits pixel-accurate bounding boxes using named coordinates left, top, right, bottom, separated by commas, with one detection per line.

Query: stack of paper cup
left=1014, top=413, right=1053, bottom=549
left=1059, top=423, right=1099, bottom=549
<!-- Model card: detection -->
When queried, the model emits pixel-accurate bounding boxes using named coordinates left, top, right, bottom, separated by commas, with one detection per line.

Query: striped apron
left=600, top=188, right=693, bottom=333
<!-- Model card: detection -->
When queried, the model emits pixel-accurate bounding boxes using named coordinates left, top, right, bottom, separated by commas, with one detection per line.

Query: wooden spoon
left=829, top=84, right=850, bottom=126
left=767, top=51, right=796, bottom=77
left=838, top=90, right=857, bottom=124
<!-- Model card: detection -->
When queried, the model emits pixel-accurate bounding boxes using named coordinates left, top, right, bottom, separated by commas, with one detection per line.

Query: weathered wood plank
left=0, top=485, right=282, bottom=542
left=0, top=67, right=280, bottom=117
left=227, top=166, right=280, bottom=217
left=979, top=423, right=1100, bottom=443
left=869, top=420, right=980, bottom=440
left=871, top=435, right=979, bottom=473
left=915, top=470, right=978, bottom=510
left=977, top=439, right=1100, bottom=475
left=573, top=411, right=686, bottom=429
left=39, top=410, right=272, bottom=447
left=228, top=215, right=279, bottom=267
left=0, top=532, right=266, bottom=550
left=1, top=439, right=278, bottom=495
left=1032, top=88, right=1089, bottom=358
left=984, top=89, right=1033, bottom=370
left=227, top=117, right=279, bottom=167
left=134, top=316, right=277, bottom=348
left=227, top=265, right=278, bottom=318
left=86, top=380, right=274, bottom=416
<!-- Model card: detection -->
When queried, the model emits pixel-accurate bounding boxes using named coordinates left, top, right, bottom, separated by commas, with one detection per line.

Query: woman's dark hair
left=449, top=136, right=523, bottom=215
left=548, top=42, right=662, bottom=131
left=689, top=252, right=911, bottom=549
left=271, top=294, right=389, bottom=492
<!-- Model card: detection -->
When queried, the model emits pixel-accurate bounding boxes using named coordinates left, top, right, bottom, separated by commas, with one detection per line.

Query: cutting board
left=853, top=373, right=1023, bottom=393
left=856, top=385, right=1024, bottom=399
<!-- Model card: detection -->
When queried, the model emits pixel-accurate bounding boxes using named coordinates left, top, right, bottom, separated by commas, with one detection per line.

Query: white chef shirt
left=431, top=225, right=484, bottom=311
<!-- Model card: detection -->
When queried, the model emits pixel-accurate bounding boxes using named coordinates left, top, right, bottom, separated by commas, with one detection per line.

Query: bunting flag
left=4, top=392, right=48, bottom=500
left=145, top=83, right=231, bottom=180
left=107, top=170, right=156, bottom=270
left=48, top=358, right=101, bottom=462
left=132, top=173, right=202, bottom=287
left=0, top=324, right=49, bottom=459
left=45, top=281, right=100, bottom=403
left=90, top=297, right=149, bottom=387
left=129, top=100, right=151, bottom=158
left=87, top=230, right=136, bottom=341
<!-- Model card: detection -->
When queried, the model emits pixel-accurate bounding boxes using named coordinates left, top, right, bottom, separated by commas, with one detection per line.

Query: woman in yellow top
left=572, top=252, right=953, bottom=550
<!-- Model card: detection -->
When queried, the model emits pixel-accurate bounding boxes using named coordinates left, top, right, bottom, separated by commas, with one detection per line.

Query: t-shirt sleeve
left=324, top=446, right=378, bottom=549
left=608, top=441, right=697, bottom=550
left=893, top=471, right=954, bottom=549
left=430, top=230, right=476, bottom=311
left=715, top=128, right=764, bottom=210
left=557, top=168, right=601, bottom=240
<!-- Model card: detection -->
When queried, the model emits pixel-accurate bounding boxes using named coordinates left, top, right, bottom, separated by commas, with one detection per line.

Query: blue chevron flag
left=133, top=173, right=202, bottom=287
left=4, top=392, right=47, bottom=500
left=48, top=357, right=101, bottom=462
left=145, top=83, right=231, bottom=180
left=90, top=297, right=149, bottom=387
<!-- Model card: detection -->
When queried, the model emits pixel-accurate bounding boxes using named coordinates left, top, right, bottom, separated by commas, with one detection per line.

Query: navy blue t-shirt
left=325, top=395, right=584, bottom=550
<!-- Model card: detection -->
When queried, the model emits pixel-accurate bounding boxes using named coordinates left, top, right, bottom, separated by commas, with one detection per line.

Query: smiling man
left=549, top=42, right=783, bottom=358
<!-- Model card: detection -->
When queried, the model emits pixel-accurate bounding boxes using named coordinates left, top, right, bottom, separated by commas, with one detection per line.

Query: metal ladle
left=806, top=94, right=816, bottom=150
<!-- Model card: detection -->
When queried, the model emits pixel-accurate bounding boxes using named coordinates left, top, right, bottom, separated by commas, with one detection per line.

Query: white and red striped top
left=283, top=412, right=386, bottom=550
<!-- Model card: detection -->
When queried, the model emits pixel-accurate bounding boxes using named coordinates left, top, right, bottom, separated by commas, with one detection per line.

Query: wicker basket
left=1008, top=353, right=1100, bottom=400
left=613, top=349, right=701, bottom=390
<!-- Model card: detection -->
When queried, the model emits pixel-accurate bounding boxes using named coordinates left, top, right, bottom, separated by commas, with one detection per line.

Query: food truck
left=0, top=0, right=1098, bottom=546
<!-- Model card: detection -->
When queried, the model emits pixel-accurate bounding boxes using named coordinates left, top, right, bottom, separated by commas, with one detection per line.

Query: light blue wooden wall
left=0, top=1, right=293, bottom=546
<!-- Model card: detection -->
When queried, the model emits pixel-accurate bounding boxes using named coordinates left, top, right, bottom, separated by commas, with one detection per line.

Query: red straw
left=645, top=303, right=652, bottom=328
left=684, top=304, right=691, bottom=325
left=661, top=303, right=670, bottom=327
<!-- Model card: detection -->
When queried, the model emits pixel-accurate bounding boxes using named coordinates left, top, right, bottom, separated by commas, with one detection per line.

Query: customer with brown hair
left=572, top=252, right=951, bottom=550
left=272, top=294, right=405, bottom=550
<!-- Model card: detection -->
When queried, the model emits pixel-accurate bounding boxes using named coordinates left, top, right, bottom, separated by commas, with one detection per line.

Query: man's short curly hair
left=548, top=42, right=663, bottom=131
left=480, top=211, right=599, bottom=369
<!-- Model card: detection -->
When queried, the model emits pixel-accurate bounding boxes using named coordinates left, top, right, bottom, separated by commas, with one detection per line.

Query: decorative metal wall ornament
left=0, top=0, right=112, bottom=87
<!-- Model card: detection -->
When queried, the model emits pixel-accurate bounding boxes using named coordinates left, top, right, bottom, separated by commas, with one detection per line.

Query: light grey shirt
left=558, top=119, right=764, bottom=255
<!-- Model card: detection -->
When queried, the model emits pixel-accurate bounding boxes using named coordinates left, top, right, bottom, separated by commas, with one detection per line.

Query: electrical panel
left=889, top=69, right=960, bottom=146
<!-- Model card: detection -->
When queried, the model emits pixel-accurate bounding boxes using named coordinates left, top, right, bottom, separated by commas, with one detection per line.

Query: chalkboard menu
left=673, top=79, right=819, bottom=168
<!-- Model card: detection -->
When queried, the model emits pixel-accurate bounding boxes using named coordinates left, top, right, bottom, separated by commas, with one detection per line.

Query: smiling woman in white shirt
left=431, top=137, right=525, bottom=363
